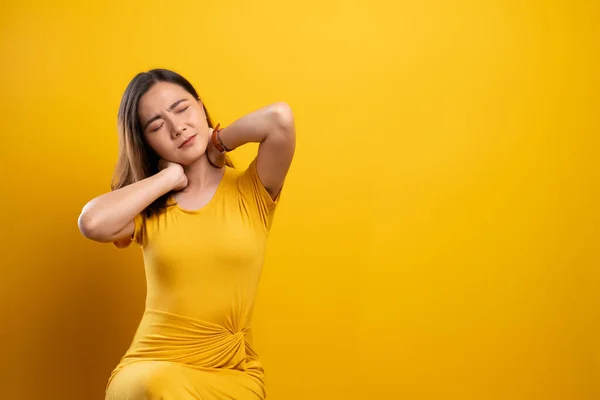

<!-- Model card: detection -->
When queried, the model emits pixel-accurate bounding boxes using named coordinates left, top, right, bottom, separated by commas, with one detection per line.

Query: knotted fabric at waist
left=115, top=308, right=256, bottom=371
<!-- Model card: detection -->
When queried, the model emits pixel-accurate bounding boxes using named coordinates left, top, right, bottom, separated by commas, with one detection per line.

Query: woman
left=78, top=68, right=295, bottom=399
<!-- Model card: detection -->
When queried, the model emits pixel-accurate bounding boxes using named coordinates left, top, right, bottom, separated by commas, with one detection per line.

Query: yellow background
left=1, top=0, right=598, bottom=399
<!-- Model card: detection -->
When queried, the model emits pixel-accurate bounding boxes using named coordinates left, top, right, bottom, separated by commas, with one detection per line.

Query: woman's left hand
left=206, top=128, right=226, bottom=168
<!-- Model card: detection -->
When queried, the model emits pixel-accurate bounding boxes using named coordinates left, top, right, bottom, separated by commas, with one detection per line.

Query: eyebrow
left=142, top=98, right=188, bottom=131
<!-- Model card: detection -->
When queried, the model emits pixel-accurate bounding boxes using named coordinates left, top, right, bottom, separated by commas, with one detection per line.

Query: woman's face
left=137, top=81, right=210, bottom=165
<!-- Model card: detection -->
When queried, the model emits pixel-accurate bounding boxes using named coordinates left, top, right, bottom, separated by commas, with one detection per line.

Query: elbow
left=77, top=210, right=107, bottom=242
left=77, top=210, right=96, bottom=240
left=269, top=102, right=295, bottom=137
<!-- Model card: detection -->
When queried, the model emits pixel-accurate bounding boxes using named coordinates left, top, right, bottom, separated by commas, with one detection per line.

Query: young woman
left=78, top=68, right=295, bottom=399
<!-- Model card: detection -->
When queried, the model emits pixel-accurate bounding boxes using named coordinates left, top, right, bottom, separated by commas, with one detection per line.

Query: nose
left=171, top=123, right=187, bottom=138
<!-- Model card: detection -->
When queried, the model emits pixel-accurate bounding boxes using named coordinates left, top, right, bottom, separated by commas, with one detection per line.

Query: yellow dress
left=105, top=160, right=278, bottom=400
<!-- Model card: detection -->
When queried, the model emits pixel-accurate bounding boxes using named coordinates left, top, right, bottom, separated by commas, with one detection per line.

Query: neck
left=181, top=155, right=224, bottom=192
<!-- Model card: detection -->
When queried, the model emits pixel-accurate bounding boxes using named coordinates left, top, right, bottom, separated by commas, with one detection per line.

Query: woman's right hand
left=159, top=159, right=188, bottom=191
left=79, top=158, right=188, bottom=243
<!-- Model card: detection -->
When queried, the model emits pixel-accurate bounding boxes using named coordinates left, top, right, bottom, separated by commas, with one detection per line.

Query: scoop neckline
left=169, top=167, right=228, bottom=215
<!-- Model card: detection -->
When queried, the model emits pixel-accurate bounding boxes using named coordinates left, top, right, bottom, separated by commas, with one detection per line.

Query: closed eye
left=151, top=123, right=164, bottom=132
left=176, top=106, right=189, bottom=113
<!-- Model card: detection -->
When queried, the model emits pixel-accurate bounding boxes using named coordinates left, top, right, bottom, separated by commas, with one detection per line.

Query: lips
left=179, top=134, right=197, bottom=148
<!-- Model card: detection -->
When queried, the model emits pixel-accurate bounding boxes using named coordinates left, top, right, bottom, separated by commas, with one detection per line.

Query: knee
left=139, top=362, right=181, bottom=397
left=106, top=362, right=181, bottom=399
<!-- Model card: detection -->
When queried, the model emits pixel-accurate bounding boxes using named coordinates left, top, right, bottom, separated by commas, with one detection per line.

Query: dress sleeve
left=131, top=213, right=146, bottom=245
left=236, top=158, right=281, bottom=231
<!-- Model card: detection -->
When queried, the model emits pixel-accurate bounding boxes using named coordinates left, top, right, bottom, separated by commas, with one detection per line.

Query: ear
left=198, top=100, right=210, bottom=125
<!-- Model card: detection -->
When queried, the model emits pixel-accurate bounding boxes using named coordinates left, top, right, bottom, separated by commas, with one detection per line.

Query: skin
left=78, top=81, right=296, bottom=246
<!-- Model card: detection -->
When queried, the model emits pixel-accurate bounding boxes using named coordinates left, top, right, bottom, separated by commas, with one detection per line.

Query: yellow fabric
left=106, top=159, right=278, bottom=400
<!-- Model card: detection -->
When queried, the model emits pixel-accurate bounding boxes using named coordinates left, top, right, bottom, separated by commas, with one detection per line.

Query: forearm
left=218, top=102, right=293, bottom=150
left=78, top=168, right=178, bottom=240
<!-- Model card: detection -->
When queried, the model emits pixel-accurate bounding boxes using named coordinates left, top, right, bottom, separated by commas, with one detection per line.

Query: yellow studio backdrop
left=0, top=0, right=598, bottom=399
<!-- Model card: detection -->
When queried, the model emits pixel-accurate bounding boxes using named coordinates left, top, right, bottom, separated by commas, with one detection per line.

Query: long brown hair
left=111, top=68, right=233, bottom=218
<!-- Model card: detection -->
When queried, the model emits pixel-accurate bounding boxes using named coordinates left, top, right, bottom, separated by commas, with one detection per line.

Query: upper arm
left=111, top=219, right=136, bottom=248
left=256, top=102, right=296, bottom=199
left=111, top=214, right=145, bottom=248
